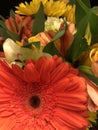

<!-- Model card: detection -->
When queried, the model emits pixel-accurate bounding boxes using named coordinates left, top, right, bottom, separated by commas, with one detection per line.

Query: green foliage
left=43, top=41, right=61, bottom=56
left=10, top=10, right=15, bottom=18
left=78, top=65, right=93, bottom=75
left=32, top=2, right=46, bottom=35
left=86, top=74, right=98, bottom=85
left=67, top=0, right=98, bottom=63
left=22, top=41, right=40, bottom=50
left=0, top=28, right=19, bottom=41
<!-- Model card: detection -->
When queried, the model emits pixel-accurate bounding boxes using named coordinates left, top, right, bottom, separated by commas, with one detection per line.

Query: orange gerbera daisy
left=0, top=55, right=89, bottom=130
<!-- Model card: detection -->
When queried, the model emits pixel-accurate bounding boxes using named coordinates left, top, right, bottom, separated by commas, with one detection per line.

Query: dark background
left=0, top=0, right=98, bottom=18
left=0, top=0, right=31, bottom=17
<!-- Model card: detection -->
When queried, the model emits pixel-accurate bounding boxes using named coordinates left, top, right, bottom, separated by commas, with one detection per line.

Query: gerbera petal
left=12, top=64, right=24, bottom=80
left=54, top=108, right=88, bottom=129
left=51, top=118, right=70, bottom=130
left=24, top=62, right=40, bottom=82
left=54, top=76, right=86, bottom=93
left=51, top=62, right=70, bottom=83
left=0, top=56, right=88, bottom=129
left=0, top=117, right=16, bottom=130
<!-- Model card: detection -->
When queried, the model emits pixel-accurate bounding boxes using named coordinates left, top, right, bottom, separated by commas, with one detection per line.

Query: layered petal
left=0, top=56, right=89, bottom=130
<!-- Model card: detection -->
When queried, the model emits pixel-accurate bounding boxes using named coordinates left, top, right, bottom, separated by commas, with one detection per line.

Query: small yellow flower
left=90, top=43, right=98, bottom=63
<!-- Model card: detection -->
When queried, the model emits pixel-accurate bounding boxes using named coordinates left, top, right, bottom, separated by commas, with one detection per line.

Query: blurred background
left=0, top=0, right=98, bottom=17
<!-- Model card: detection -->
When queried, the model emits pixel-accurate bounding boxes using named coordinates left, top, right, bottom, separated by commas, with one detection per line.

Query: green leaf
left=67, top=0, right=98, bottom=63
left=91, top=34, right=98, bottom=44
left=32, top=2, right=45, bottom=35
left=68, top=0, right=76, bottom=5
left=75, top=0, right=90, bottom=28
left=23, top=41, right=40, bottom=49
left=69, top=0, right=90, bottom=7
left=67, top=15, right=89, bottom=63
left=51, top=20, right=67, bottom=41
left=78, top=65, right=98, bottom=85
left=52, top=29, right=66, bottom=42
left=91, top=7, right=98, bottom=15
left=86, top=74, right=98, bottom=85
left=76, top=0, right=98, bottom=38
left=10, top=10, right=15, bottom=18
left=32, top=42, right=40, bottom=49
left=89, top=12, right=98, bottom=37
left=0, top=27, right=20, bottom=41
left=0, top=15, right=5, bottom=21
left=0, top=28, right=10, bottom=39
left=0, top=20, right=7, bottom=29
left=43, top=20, right=67, bottom=58
left=43, top=42, right=61, bottom=57
left=0, top=17, right=20, bottom=41
left=78, top=65, right=93, bottom=75
left=80, top=0, right=91, bottom=7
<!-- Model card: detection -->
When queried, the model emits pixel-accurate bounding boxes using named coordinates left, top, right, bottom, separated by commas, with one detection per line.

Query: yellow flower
left=44, top=0, right=66, bottom=17
left=15, top=0, right=47, bottom=15
left=15, top=0, right=75, bottom=23
left=64, top=4, right=76, bottom=23
left=90, top=43, right=98, bottom=63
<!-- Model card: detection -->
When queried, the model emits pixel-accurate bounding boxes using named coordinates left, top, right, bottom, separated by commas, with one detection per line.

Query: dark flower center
left=29, top=95, right=40, bottom=108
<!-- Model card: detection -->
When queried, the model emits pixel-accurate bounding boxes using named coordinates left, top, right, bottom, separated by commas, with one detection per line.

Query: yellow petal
left=84, top=23, right=92, bottom=46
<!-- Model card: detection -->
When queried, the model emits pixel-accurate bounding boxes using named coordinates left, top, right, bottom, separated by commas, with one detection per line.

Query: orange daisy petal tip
left=0, top=55, right=89, bottom=130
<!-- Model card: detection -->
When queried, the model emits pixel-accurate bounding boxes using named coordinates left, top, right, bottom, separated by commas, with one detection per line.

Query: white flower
left=45, top=17, right=64, bottom=32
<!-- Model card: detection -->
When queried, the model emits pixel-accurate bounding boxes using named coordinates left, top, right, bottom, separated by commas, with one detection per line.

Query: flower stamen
left=29, top=95, right=41, bottom=108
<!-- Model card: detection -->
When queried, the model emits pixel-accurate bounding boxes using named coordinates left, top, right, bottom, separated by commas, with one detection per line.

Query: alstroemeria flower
left=55, top=22, right=75, bottom=57
left=0, top=55, right=89, bottom=130
left=79, top=72, right=98, bottom=113
left=3, top=38, right=51, bottom=64
left=28, top=31, right=54, bottom=51
left=86, top=79, right=98, bottom=112
left=5, top=14, right=34, bottom=44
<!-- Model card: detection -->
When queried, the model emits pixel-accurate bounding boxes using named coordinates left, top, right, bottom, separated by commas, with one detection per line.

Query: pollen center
left=29, top=95, right=40, bottom=108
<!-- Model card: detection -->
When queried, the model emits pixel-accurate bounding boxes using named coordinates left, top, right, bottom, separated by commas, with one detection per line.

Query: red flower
left=0, top=55, right=88, bottom=130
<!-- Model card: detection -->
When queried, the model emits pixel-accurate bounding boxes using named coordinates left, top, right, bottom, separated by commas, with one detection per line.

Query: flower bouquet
left=0, top=0, right=98, bottom=129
